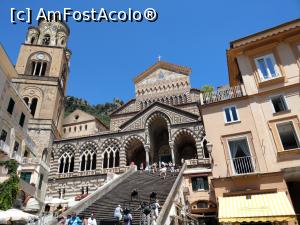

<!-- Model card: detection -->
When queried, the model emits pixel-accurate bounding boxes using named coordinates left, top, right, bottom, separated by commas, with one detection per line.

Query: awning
left=219, top=192, right=296, bottom=223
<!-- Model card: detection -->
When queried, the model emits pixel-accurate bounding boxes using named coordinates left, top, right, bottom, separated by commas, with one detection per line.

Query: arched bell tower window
left=31, top=37, right=35, bottom=44
left=30, top=61, right=47, bottom=76
left=26, top=52, right=51, bottom=77
left=42, top=34, right=51, bottom=46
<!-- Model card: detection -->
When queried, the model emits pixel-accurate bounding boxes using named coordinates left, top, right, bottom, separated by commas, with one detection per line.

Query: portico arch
left=173, top=129, right=198, bottom=165
left=124, top=136, right=146, bottom=169
left=146, top=112, right=172, bottom=164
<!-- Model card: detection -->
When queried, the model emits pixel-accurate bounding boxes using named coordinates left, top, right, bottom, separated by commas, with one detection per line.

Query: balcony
left=227, top=156, right=257, bottom=175
left=22, top=157, right=50, bottom=172
left=24, top=132, right=37, bottom=155
left=185, top=158, right=211, bottom=168
left=11, top=151, right=22, bottom=163
left=201, top=85, right=246, bottom=105
left=0, top=140, right=10, bottom=156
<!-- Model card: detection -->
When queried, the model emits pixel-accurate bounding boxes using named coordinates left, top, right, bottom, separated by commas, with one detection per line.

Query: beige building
left=0, top=44, right=48, bottom=212
left=198, top=19, right=300, bottom=224
left=61, top=109, right=108, bottom=139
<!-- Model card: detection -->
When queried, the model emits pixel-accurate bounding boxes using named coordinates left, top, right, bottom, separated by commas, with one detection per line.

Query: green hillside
left=64, top=96, right=123, bottom=127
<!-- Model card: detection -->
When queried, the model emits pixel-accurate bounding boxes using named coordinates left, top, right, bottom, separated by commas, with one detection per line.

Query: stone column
left=169, top=141, right=175, bottom=164
left=120, top=146, right=126, bottom=167
left=196, top=140, right=203, bottom=159
left=145, top=146, right=150, bottom=167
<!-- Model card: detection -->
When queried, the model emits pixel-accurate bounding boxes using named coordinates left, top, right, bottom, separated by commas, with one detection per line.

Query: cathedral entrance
left=125, top=138, right=146, bottom=170
left=148, top=115, right=172, bottom=164
left=174, top=132, right=197, bottom=165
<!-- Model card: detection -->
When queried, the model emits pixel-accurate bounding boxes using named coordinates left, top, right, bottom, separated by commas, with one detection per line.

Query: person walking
left=87, top=213, right=97, bottom=225
left=123, top=208, right=132, bottom=225
left=68, top=212, right=82, bottom=225
left=159, top=165, right=167, bottom=179
left=152, top=200, right=161, bottom=219
left=114, top=205, right=123, bottom=224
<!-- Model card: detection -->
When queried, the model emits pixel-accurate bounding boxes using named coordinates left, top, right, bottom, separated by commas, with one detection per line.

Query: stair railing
left=155, top=163, right=187, bottom=225
left=59, top=166, right=137, bottom=218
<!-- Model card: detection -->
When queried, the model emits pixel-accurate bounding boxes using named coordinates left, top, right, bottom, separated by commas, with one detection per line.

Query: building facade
left=0, top=44, right=48, bottom=212
left=198, top=19, right=300, bottom=224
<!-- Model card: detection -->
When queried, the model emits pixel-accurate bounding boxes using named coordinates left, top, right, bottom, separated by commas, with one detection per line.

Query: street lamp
left=206, top=142, right=213, bottom=155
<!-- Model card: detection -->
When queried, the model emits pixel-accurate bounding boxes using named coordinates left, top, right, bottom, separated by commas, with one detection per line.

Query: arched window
left=102, top=141, right=120, bottom=169
left=42, top=34, right=51, bottom=45
left=26, top=52, right=51, bottom=77
left=80, top=143, right=97, bottom=171
left=23, top=97, right=29, bottom=105
left=30, top=61, right=47, bottom=76
left=30, top=98, right=38, bottom=117
left=31, top=37, right=35, bottom=44
left=58, top=151, right=74, bottom=174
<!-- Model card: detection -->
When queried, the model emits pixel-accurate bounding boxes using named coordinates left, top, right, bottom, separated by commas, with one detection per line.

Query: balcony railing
left=0, top=140, right=10, bottom=155
left=201, top=85, right=246, bottom=105
left=228, top=156, right=257, bottom=175
left=22, top=157, right=50, bottom=171
left=11, top=151, right=22, bottom=163
left=185, top=158, right=211, bottom=168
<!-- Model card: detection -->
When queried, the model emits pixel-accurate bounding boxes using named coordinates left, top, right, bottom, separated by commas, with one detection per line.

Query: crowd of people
left=134, top=161, right=180, bottom=179
left=113, top=199, right=161, bottom=225
left=58, top=212, right=97, bottom=225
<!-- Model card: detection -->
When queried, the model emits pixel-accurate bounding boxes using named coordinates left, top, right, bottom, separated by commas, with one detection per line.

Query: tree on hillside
left=200, top=85, right=214, bottom=93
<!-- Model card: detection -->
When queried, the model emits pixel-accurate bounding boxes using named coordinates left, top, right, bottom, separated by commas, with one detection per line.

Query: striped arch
left=101, top=138, right=122, bottom=168
left=145, top=111, right=171, bottom=131
left=57, top=143, right=76, bottom=157
left=100, top=138, right=122, bottom=152
left=172, top=128, right=200, bottom=165
left=57, top=144, right=76, bottom=174
left=123, top=135, right=145, bottom=149
left=79, top=140, right=99, bottom=154
left=171, top=128, right=200, bottom=143
left=79, top=141, right=99, bottom=171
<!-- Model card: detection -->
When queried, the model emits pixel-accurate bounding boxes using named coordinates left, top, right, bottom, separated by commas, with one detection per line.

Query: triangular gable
left=110, top=99, right=136, bottom=116
left=133, top=61, right=191, bottom=84
left=120, top=102, right=199, bottom=132
left=63, top=109, right=97, bottom=125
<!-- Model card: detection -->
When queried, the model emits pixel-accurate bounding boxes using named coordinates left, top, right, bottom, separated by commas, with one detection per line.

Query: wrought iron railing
left=228, top=156, right=257, bottom=175
left=201, top=85, right=245, bottom=105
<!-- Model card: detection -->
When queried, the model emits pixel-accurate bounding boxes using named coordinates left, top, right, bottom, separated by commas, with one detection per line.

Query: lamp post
left=206, top=142, right=213, bottom=165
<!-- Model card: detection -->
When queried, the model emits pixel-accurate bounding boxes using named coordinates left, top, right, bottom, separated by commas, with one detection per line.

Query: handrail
left=156, top=163, right=187, bottom=225
left=60, top=166, right=137, bottom=217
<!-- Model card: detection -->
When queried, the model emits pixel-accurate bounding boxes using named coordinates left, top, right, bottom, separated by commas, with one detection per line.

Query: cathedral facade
left=47, top=57, right=207, bottom=199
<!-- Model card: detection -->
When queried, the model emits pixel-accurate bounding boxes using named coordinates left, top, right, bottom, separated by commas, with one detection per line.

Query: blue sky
left=1, top=0, right=299, bottom=105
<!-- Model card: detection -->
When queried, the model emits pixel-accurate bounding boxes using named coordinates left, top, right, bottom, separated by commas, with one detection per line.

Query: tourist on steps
left=152, top=200, right=161, bottom=219
left=123, top=208, right=133, bottom=225
left=159, top=165, right=167, bottom=179
left=68, top=212, right=82, bottom=225
left=131, top=188, right=138, bottom=201
left=114, top=205, right=123, bottom=224
left=87, top=213, right=97, bottom=225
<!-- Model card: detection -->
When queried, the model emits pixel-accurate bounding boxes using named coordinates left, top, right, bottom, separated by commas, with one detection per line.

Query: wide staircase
left=78, top=171, right=177, bottom=225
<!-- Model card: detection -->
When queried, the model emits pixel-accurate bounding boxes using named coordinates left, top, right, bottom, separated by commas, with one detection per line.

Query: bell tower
left=12, top=17, right=71, bottom=159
